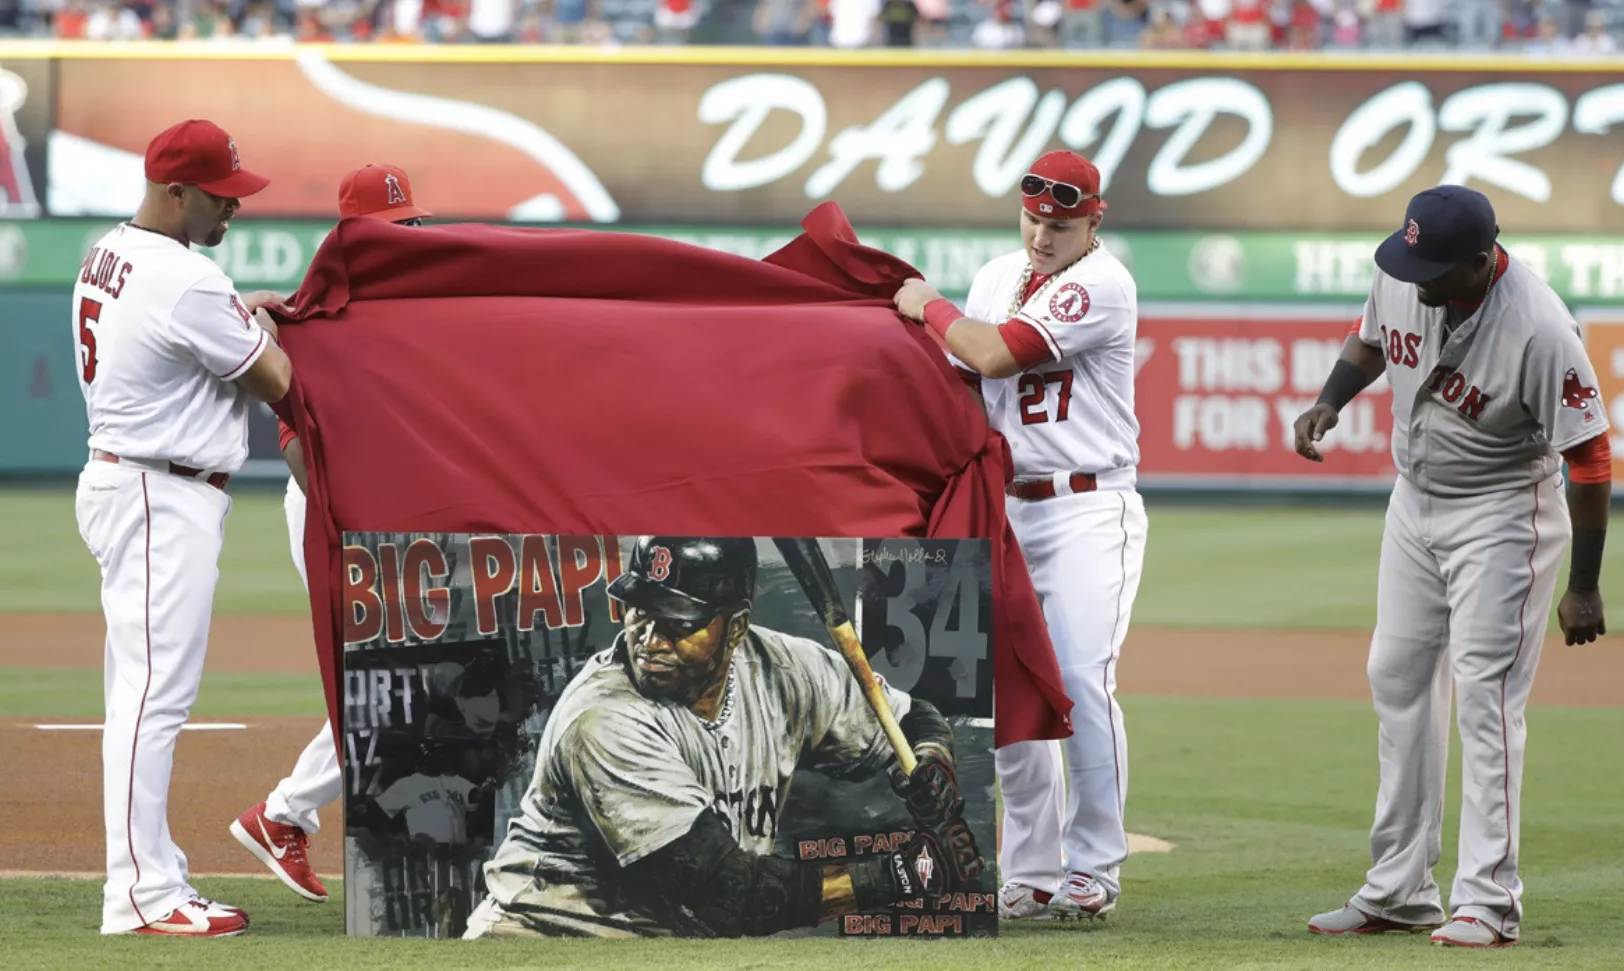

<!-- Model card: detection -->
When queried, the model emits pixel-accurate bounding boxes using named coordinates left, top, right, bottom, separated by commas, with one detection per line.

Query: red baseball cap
left=144, top=119, right=269, bottom=198
left=1021, top=150, right=1107, bottom=219
left=338, top=164, right=433, bottom=222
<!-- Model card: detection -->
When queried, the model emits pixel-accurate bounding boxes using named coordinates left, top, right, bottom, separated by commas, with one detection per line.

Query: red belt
left=93, top=450, right=230, bottom=491
left=1006, top=472, right=1097, bottom=501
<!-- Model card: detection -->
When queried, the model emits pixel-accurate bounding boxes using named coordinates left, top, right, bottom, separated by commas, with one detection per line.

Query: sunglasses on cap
left=397, top=217, right=423, bottom=227
left=1020, top=174, right=1100, bottom=210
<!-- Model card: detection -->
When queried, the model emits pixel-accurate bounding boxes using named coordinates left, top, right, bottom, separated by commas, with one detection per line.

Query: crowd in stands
left=0, top=0, right=1619, bottom=53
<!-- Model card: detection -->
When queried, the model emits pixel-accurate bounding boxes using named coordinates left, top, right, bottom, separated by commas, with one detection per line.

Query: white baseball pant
left=996, top=486, right=1147, bottom=900
left=1353, top=472, right=1568, bottom=940
left=263, top=476, right=343, bottom=834
left=76, top=459, right=231, bottom=933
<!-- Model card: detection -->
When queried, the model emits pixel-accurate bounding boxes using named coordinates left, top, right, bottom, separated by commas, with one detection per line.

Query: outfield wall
left=8, top=43, right=1624, bottom=232
left=7, top=43, right=1624, bottom=489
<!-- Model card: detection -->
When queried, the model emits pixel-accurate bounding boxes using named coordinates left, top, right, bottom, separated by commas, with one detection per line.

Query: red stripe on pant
left=1487, top=482, right=1539, bottom=935
left=124, top=473, right=155, bottom=926
left=1106, top=495, right=1128, bottom=817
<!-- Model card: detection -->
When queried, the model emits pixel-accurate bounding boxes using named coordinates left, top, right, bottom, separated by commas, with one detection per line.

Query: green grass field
left=4, top=486, right=1622, bottom=970
left=6, top=487, right=1621, bottom=630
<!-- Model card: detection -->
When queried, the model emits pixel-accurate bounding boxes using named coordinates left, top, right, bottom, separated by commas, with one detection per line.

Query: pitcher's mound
left=1128, top=833, right=1174, bottom=854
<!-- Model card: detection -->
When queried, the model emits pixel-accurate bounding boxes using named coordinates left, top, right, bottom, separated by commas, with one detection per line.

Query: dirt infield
left=1, top=716, right=342, bottom=878
left=4, top=612, right=1621, bottom=877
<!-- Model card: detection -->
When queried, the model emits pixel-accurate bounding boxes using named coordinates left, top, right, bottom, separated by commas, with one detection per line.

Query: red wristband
left=923, top=298, right=963, bottom=340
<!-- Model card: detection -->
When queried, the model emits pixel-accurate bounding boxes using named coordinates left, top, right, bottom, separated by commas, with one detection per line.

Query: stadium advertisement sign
left=1133, top=309, right=1397, bottom=488
left=14, top=51, right=1624, bottom=230
left=14, top=219, right=1624, bottom=306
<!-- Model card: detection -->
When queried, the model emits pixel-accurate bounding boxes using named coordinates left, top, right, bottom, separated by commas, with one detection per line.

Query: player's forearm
left=1316, top=336, right=1386, bottom=411
left=1567, top=481, right=1610, bottom=593
left=237, top=340, right=293, bottom=404
left=899, top=699, right=952, bottom=754
left=818, top=865, right=860, bottom=922
left=940, top=317, right=1021, bottom=379
left=631, top=811, right=924, bottom=934
left=284, top=439, right=308, bottom=494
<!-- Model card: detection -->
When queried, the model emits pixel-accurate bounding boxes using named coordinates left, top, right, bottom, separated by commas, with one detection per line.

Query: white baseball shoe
left=1431, top=916, right=1516, bottom=948
left=1050, top=871, right=1115, bottom=919
left=997, top=882, right=1060, bottom=921
left=1308, top=901, right=1442, bottom=935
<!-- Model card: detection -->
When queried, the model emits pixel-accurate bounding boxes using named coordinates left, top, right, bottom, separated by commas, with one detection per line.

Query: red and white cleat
left=1051, top=871, right=1115, bottom=919
left=230, top=801, right=329, bottom=902
left=132, top=898, right=249, bottom=937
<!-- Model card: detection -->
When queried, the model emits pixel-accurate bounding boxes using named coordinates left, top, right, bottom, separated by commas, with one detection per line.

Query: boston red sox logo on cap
left=1374, top=185, right=1498, bottom=284
left=648, top=546, right=673, bottom=581
left=1050, top=283, right=1090, bottom=323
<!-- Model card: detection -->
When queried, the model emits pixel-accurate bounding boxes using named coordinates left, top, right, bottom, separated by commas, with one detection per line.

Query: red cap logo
left=144, top=120, right=268, bottom=198
left=338, top=163, right=433, bottom=222
left=1405, top=219, right=1420, bottom=247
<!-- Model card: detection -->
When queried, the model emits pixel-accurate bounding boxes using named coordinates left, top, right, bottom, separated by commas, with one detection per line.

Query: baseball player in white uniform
left=73, top=119, right=293, bottom=937
left=1295, top=186, right=1610, bottom=948
left=463, top=536, right=984, bottom=939
left=892, top=150, right=1147, bottom=922
left=230, top=164, right=434, bottom=904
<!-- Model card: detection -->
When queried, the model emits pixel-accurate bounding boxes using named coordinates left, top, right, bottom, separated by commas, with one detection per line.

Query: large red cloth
left=279, top=202, right=1071, bottom=748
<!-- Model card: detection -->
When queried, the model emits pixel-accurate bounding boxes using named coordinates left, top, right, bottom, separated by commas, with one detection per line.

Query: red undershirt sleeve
left=1562, top=433, right=1613, bottom=484
left=996, top=319, right=1057, bottom=371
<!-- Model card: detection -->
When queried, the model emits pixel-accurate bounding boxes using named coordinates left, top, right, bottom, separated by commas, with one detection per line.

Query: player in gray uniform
left=1293, top=186, right=1610, bottom=949
left=462, top=536, right=984, bottom=938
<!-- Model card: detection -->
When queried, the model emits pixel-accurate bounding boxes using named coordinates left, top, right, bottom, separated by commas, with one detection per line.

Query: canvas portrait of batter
left=340, top=533, right=997, bottom=941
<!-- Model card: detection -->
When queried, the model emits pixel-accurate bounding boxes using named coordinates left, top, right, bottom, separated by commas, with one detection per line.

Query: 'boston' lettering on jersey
left=712, top=785, right=779, bottom=840
left=1424, top=365, right=1493, bottom=422
left=1378, top=325, right=1423, bottom=370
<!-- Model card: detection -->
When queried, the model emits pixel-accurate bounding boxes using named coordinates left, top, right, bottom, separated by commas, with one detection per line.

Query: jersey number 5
left=1018, top=371, right=1073, bottom=425
left=78, top=297, right=103, bottom=384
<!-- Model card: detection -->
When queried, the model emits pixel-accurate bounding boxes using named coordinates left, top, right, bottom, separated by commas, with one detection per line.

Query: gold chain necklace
left=1008, top=236, right=1101, bottom=320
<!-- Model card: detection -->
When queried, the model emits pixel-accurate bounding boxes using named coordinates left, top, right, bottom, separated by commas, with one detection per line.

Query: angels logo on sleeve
left=1049, top=283, right=1090, bottom=323
left=229, top=294, right=254, bottom=329
left=1562, top=368, right=1600, bottom=413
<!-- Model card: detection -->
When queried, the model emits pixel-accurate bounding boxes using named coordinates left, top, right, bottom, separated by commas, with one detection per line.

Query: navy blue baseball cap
left=1374, top=185, right=1499, bottom=284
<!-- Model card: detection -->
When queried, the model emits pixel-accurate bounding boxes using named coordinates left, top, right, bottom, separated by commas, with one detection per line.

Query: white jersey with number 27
left=963, top=245, right=1142, bottom=479
left=72, top=223, right=268, bottom=473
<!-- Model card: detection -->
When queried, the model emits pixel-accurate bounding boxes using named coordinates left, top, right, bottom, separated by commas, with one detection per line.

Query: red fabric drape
left=280, top=202, right=1072, bottom=749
